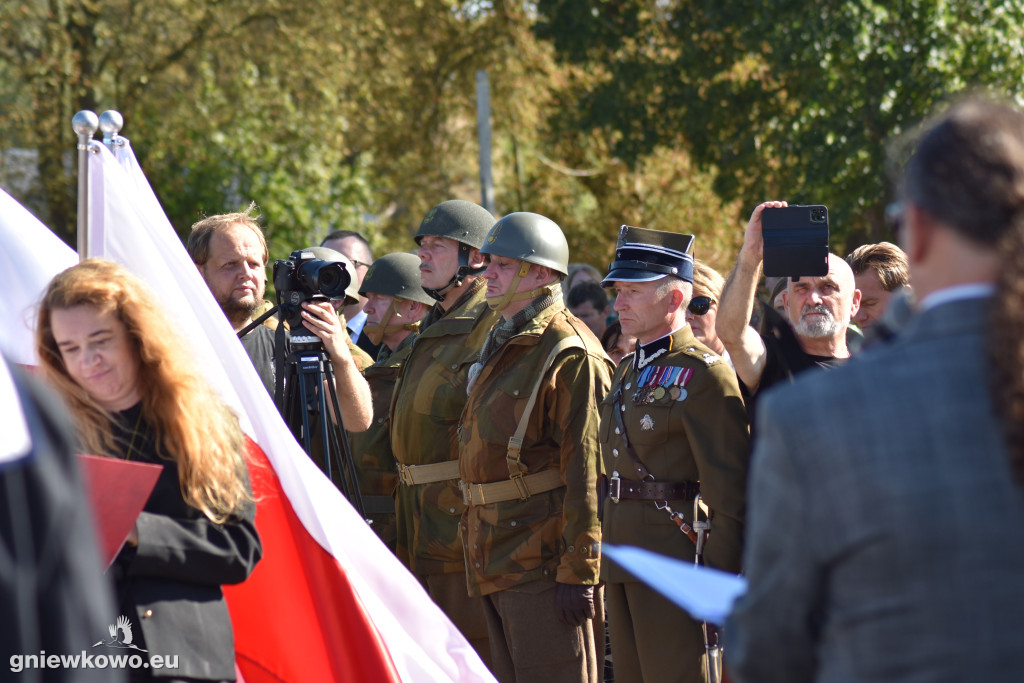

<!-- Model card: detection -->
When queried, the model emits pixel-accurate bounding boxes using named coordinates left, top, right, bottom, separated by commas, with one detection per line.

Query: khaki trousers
left=482, top=580, right=602, bottom=683
left=606, top=580, right=704, bottom=683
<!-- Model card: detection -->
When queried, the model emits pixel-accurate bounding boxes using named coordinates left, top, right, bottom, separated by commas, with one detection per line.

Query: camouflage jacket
left=459, top=303, right=613, bottom=596
left=599, top=325, right=750, bottom=583
left=347, top=332, right=417, bottom=550
left=389, top=279, right=500, bottom=574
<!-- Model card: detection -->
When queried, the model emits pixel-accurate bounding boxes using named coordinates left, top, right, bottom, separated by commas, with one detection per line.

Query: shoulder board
left=682, top=345, right=723, bottom=367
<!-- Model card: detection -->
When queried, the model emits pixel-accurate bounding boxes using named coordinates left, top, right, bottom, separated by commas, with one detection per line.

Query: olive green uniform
left=389, top=278, right=499, bottom=662
left=599, top=325, right=749, bottom=683
left=459, top=299, right=611, bottom=682
left=346, top=333, right=416, bottom=551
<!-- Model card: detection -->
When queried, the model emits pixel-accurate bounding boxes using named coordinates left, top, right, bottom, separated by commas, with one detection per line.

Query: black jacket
left=111, top=404, right=262, bottom=680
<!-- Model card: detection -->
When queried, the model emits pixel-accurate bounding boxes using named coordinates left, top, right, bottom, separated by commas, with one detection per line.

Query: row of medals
left=629, top=365, right=693, bottom=405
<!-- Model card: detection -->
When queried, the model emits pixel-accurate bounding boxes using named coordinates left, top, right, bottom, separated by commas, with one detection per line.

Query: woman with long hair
left=36, top=259, right=261, bottom=682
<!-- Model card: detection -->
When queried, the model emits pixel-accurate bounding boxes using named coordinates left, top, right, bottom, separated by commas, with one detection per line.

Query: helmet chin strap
left=362, top=301, right=419, bottom=346
left=487, top=261, right=550, bottom=312
left=422, top=243, right=485, bottom=302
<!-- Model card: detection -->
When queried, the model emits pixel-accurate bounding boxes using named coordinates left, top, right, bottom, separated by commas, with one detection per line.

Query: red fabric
left=224, top=439, right=401, bottom=682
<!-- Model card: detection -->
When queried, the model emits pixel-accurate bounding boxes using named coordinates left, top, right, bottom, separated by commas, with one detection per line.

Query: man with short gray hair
left=599, top=226, right=749, bottom=683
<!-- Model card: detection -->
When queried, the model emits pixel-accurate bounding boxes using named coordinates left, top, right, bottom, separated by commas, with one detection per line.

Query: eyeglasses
left=687, top=296, right=714, bottom=316
left=350, top=259, right=371, bottom=269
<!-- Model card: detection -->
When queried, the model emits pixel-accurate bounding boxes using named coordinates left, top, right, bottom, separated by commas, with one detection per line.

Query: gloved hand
left=555, top=583, right=595, bottom=627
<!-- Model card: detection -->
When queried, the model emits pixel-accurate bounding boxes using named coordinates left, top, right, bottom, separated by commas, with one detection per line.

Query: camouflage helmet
left=303, top=246, right=361, bottom=306
left=480, top=212, right=569, bottom=276
left=414, top=200, right=494, bottom=249
left=359, top=252, right=435, bottom=306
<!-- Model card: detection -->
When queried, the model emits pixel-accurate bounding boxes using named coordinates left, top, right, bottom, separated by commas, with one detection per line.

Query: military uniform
left=389, top=277, right=499, bottom=660
left=347, top=334, right=415, bottom=551
left=599, top=325, right=748, bottom=683
left=459, top=298, right=611, bottom=682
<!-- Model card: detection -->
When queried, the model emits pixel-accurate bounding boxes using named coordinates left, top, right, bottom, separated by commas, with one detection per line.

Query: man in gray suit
left=726, top=97, right=1024, bottom=681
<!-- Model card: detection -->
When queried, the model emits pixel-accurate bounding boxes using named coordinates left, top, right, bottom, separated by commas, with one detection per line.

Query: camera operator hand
left=301, top=300, right=352, bottom=362
left=300, top=300, right=373, bottom=432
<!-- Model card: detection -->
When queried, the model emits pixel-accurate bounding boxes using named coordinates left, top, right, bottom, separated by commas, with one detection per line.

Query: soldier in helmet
left=599, top=226, right=749, bottom=683
left=389, top=200, right=501, bottom=664
left=346, top=253, right=434, bottom=551
left=458, top=212, right=612, bottom=682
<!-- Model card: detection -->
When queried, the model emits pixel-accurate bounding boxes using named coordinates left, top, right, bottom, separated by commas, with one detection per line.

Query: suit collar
left=899, top=295, right=993, bottom=345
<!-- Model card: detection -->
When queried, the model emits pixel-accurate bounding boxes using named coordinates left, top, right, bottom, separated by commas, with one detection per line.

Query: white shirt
left=346, top=309, right=368, bottom=342
left=919, top=283, right=995, bottom=312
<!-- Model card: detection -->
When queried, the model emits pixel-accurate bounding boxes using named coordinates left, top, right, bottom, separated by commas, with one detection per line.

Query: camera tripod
left=239, top=309, right=366, bottom=517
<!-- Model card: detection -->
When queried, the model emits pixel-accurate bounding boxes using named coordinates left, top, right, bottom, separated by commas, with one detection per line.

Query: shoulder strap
left=505, top=336, right=586, bottom=493
left=612, top=384, right=655, bottom=481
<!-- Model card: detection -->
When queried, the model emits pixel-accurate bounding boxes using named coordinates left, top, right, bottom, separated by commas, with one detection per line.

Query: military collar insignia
left=634, top=329, right=685, bottom=371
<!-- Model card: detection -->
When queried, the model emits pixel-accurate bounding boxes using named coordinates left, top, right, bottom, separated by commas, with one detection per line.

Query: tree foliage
left=534, top=0, right=1024, bottom=250
left=7, top=0, right=1011, bottom=277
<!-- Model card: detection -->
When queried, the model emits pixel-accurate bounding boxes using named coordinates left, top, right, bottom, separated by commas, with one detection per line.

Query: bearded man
left=717, top=202, right=861, bottom=400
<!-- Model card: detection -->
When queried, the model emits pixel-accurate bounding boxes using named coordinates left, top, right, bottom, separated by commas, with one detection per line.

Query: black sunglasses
left=688, top=296, right=714, bottom=316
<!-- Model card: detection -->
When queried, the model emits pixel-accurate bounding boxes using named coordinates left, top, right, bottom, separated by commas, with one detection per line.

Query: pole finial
left=98, top=110, right=124, bottom=137
left=72, top=110, right=99, bottom=138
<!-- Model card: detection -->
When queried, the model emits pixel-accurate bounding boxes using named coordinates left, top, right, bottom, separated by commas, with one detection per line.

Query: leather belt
left=608, top=473, right=699, bottom=503
left=396, top=460, right=460, bottom=486
left=461, top=469, right=564, bottom=506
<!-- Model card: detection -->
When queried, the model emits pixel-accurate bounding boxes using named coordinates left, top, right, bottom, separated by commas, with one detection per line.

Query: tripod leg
left=295, top=370, right=318, bottom=468
left=323, top=363, right=367, bottom=519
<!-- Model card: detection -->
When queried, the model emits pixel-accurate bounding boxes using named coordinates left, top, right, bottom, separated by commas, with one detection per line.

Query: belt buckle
left=510, top=472, right=529, bottom=501
left=398, top=464, right=414, bottom=487
left=609, top=471, right=621, bottom=504
left=459, top=479, right=471, bottom=506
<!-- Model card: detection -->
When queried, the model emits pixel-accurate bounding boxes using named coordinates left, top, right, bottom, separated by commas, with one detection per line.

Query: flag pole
left=72, top=110, right=99, bottom=261
left=99, top=110, right=125, bottom=153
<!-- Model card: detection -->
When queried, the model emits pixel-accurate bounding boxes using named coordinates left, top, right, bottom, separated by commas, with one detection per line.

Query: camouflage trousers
left=481, top=580, right=603, bottom=683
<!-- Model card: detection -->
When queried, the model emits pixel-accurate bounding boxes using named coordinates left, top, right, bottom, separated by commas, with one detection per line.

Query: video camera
left=273, top=249, right=351, bottom=331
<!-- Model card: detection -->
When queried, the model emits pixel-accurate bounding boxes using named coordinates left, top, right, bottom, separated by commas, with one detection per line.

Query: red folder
left=76, top=454, right=163, bottom=568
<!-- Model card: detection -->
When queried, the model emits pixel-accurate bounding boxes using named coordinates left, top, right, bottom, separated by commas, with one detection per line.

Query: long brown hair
left=900, top=96, right=1024, bottom=485
left=36, top=259, right=251, bottom=522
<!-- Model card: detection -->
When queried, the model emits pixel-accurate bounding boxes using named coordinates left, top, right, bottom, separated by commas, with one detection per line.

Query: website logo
left=93, top=615, right=147, bottom=652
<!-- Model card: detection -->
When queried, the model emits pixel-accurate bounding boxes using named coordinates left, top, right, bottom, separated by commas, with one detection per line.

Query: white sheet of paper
left=603, top=544, right=748, bottom=624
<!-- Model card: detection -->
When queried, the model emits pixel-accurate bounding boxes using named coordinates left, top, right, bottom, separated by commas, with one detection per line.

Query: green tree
left=534, top=0, right=1024, bottom=250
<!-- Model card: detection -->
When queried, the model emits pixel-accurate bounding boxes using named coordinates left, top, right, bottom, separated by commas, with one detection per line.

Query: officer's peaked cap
left=602, top=225, right=695, bottom=286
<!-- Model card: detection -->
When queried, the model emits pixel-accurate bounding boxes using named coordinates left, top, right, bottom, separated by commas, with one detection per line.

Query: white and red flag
left=0, top=140, right=493, bottom=682
left=0, top=188, right=78, bottom=366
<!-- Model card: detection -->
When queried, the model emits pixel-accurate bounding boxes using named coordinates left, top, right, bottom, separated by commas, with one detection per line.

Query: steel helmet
left=359, top=252, right=435, bottom=306
left=480, top=212, right=569, bottom=276
left=414, top=199, right=494, bottom=249
left=414, top=200, right=495, bottom=300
